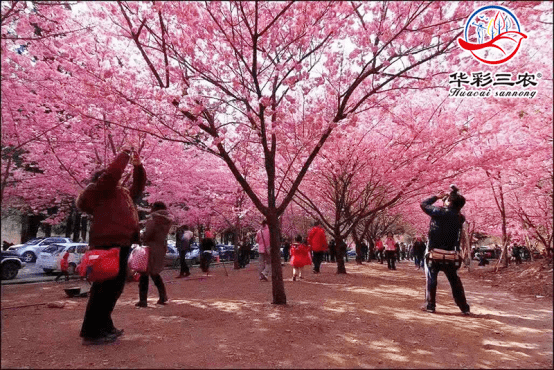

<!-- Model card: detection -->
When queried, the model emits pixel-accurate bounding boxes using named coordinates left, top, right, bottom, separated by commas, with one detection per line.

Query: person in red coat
left=55, top=251, right=70, bottom=282
left=290, top=235, right=311, bottom=281
left=77, top=148, right=146, bottom=345
left=307, top=220, right=328, bottom=274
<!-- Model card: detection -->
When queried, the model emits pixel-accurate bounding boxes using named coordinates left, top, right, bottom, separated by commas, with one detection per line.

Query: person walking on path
left=307, top=220, right=328, bottom=274
left=77, top=148, right=146, bottom=345
left=175, top=225, right=193, bottom=278
left=55, top=251, right=70, bottom=282
left=282, top=238, right=291, bottom=263
left=420, top=185, right=470, bottom=315
left=328, top=239, right=336, bottom=262
left=255, top=220, right=271, bottom=281
left=375, top=238, right=385, bottom=264
left=199, top=229, right=216, bottom=275
left=385, top=232, right=397, bottom=270
left=136, top=201, right=173, bottom=307
left=413, top=236, right=426, bottom=270
left=290, top=235, right=311, bottom=281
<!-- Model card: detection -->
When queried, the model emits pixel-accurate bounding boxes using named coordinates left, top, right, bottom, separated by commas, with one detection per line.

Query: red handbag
left=78, top=248, right=120, bottom=282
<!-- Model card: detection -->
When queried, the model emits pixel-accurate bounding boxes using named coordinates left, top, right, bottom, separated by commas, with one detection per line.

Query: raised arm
left=129, top=151, right=146, bottom=201
left=76, top=150, right=130, bottom=214
left=420, top=196, right=449, bottom=218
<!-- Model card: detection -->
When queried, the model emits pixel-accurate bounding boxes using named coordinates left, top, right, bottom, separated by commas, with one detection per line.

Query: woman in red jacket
left=290, top=235, right=311, bottom=281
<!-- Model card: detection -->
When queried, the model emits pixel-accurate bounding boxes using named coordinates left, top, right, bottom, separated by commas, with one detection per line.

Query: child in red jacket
left=55, top=251, right=70, bottom=282
left=290, top=235, right=311, bottom=281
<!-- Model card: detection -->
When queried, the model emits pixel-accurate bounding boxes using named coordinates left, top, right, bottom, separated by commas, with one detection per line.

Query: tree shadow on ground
left=1, top=262, right=552, bottom=369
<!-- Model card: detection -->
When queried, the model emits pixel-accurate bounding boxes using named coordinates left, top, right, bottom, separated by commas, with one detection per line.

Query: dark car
left=216, top=245, right=235, bottom=262
left=1, top=251, right=26, bottom=280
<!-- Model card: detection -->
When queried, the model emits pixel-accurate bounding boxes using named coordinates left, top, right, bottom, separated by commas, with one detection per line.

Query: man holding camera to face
left=420, top=185, right=470, bottom=315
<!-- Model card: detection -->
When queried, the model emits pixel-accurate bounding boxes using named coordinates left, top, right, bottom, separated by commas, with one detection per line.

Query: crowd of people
left=72, top=148, right=499, bottom=346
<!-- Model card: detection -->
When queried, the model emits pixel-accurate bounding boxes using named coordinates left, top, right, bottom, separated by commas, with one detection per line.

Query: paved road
left=1, top=262, right=70, bottom=285
left=1, top=260, right=237, bottom=285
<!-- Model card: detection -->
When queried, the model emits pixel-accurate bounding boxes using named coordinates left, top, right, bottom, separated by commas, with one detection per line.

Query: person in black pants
left=176, top=225, right=193, bottom=278
left=421, top=185, right=470, bottom=315
left=77, top=148, right=146, bottom=345
left=282, top=238, right=291, bottom=263
left=200, top=230, right=216, bottom=274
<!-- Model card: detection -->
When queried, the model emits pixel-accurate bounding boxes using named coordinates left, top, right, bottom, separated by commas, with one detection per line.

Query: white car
left=8, top=237, right=73, bottom=263
left=36, top=243, right=88, bottom=274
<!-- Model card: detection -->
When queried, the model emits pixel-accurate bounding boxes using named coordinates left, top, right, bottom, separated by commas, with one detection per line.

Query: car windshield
left=22, top=238, right=42, bottom=246
left=42, top=245, right=65, bottom=254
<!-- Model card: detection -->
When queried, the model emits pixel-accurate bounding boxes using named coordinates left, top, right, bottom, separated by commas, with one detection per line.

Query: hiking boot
left=82, top=333, right=117, bottom=345
left=135, top=301, right=147, bottom=308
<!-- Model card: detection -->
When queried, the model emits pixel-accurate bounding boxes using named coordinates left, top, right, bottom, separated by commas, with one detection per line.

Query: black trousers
left=312, top=251, right=325, bottom=272
left=179, top=250, right=190, bottom=275
left=138, top=273, right=167, bottom=302
left=80, top=245, right=130, bottom=339
left=425, top=261, right=469, bottom=312
left=386, top=250, right=396, bottom=270
left=200, top=251, right=212, bottom=272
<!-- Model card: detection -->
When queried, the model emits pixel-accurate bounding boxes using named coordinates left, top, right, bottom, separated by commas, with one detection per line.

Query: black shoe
left=292, top=276, right=297, bottom=281
left=82, top=333, right=117, bottom=345
left=110, top=328, right=124, bottom=337
left=135, top=301, right=147, bottom=308
left=462, top=310, right=471, bottom=316
left=421, top=306, right=435, bottom=313
left=157, top=297, right=168, bottom=305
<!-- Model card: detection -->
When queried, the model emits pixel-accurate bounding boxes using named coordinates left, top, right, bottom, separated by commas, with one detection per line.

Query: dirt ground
left=1, top=258, right=552, bottom=369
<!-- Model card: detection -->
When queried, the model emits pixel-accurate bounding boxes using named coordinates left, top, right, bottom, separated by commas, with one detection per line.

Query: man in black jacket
left=420, top=186, right=470, bottom=315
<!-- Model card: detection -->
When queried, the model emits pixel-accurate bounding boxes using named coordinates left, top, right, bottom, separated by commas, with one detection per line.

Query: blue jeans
left=425, top=260, right=469, bottom=312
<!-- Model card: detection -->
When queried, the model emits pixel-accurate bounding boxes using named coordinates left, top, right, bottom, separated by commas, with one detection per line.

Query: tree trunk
left=267, top=212, right=286, bottom=304
left=80, top=216, right=88, bottom=243
left=65, top=207, right=74, bottom=238
left=336, top=236, right=347, bottom=274
left=233, top=228, right=240, bottom=270
left=20, top=213, right=42, bottom=243
left=41, top=221, right=52, bottom=237
left=72, top=211, right=82, bottom=242
left=352, top=229, right=362, bottom=264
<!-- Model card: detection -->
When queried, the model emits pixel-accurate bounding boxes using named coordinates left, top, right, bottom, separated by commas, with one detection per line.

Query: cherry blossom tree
left=2, top=1, right=551, bottom=305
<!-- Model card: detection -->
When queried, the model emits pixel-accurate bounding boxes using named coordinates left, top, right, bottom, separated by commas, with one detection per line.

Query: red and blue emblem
left=458, top=5, right=527, bottom=65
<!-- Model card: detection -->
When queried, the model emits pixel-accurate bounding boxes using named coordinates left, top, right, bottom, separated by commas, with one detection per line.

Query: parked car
left=216, top=244, right=235, bottom=262
left=185, top=246, right=201, bottom=265
left=183, top=243, right=219, bottom=264
left=36, top=244, right=70, bottom=274
left=473, top=246, right=497, bottom=261
left=8, top=237, right=73, bottom=263
left=40, top=243, right=88, bottom=275
left=1, top=251, right=26, bottom=280
left=165, top=244, right=180, bottom=268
